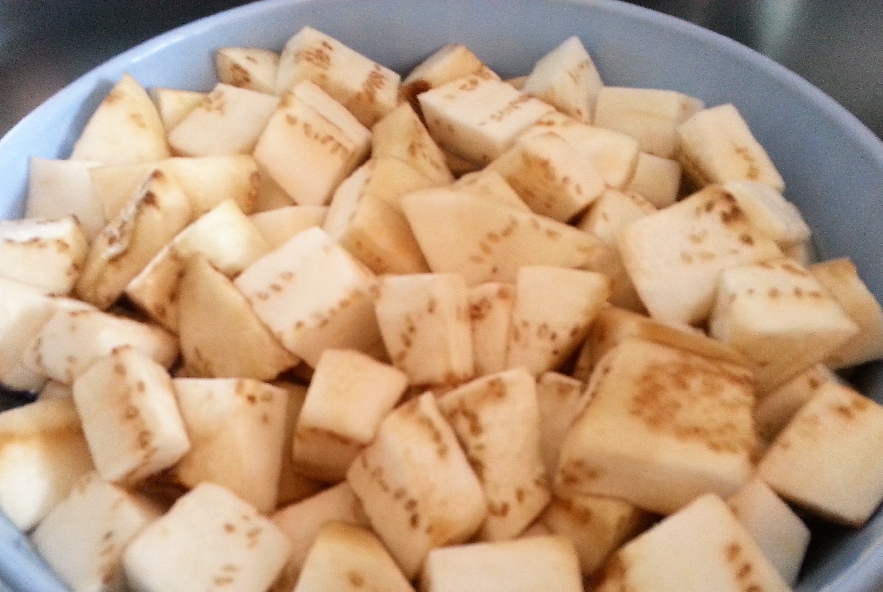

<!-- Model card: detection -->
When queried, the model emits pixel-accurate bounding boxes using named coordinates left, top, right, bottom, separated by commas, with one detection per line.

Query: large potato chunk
left=346, top=392, right=488, bottom=578
left=0, top=217, right=89, bottom=296
left=556, top=338, right=757, bottom=515
left=72, top=348, right=191, bottom=485
left=399, top=43, right=497, bottom=110
left=234, top=227, right=383, bottom=367
left=123, top=483, right=292, bottom=592
left=593, top=494, right=790, bottom=592
left=0, top=399, right=94, bottom=531
left=521, top=36, right=603, bottom=123
left=438, top=368, right=551, bottom=541
left=758, top=382, right=883, bottom=527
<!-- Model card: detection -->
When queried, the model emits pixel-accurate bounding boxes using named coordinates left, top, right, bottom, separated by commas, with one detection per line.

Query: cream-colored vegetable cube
left=709, top=258, right=858, bottom=391
left=125, top=199, right=272, bottom=330
left=249, top=205, right=327, bottom=248
left=70, top=74, right=170, bottom=165
left=556, top=338, right=757, bottom=515
left=421, top=535, right=583, bottom=592
left=272, top=483, right=369, bottom=590
left=0, top=278, right=56, bottom=391
left=254, top=81, right=371, bottom=206
left=177, top=254, right=297, bottom=380
left=26, top=157, right=104, bottom=239
left=401, top=187, right=615, bottom=286
left=468, top=282, right=515, bottom=377
left=0, top=217, right=88, bottom=296
left=522, top=36, right=603, bottom=123
left=161, top=155, right=260, bottom=216
left=488, top=131, right=605, bottom=221
left=275, top=26, right=400, bottom=127
left=758, top=382, right=883, bottom=527
left=754, top=364, right=840, bottom=442
left=216, top=47, right=279, bottom=95
left=810, top=257, right=883, bottom=368
left=594, top=86, right=704, bottom=158
left=273, top=382, right=325, bottom=507
left=372, top=102, right=453, bottom=186
left=454, top=169, right=531, bottom=212
left=76, top=167, right=193, bottom=309
left=535, top=372, right=590, bottom=479
left=374, top=273, right=473, bottom=386
left=23, top=305, right=177, bottom=385
left=593, top=494, right=790, bottom=592
left=31, top=473, right=161, bottom=592
left=170, top=378, right=288, bottom=513
left=123, top=483, right=292, bottom=592
left=677, top=103, right=785, bottom=191
left=505, top=266, right=610, bottom=375
left=72, top=348, right=190, bottom=485
left=168, top=83, right=280, bottom=156
left=439, top=368, right=550, bottom=541
left=346, top=392, right=487, bottom=578
left=721, top=180, right=810, bottom=248
left=293, top=522, right=415, bottom=592
left=89, top=162, right=156, bottom=222
left=149, top=87, right=205, bottom=131
left=626, top=152, right=682, bottom=208
left=539, top=493, right=650, bottom=576
left=293, top=349, right=407, bottom=482
left=619, top=184, right=783, bottom=325
left=399, top=43, right=497, bottom=109
left=727, top=478, right=810, bottom=585
left=418, top=74, right=555, bottom=166
left=234, top=227, right=382, bottom=367
left=0, top=399, right=94, bottom=531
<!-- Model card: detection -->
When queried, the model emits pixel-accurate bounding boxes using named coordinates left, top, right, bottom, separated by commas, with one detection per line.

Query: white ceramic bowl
left=2, top=1, right=883, bottom=590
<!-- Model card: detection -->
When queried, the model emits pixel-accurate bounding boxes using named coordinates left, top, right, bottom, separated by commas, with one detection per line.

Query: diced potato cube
left=0, top=399, right=94, bottom=531
left=346, top=392, right=487, bottom=578
left=400, top=44, right=498, bottom=110
left=535, top=372, right=590, bottom=479
left=422, top=535, right=583, bottom=592
left=375, top=273, right=474, bottom=386
left=372, top=103, right=453, bottom=186
left=754, top=364, right=840, bottom=443
left=70, top=74, right=170, bottom=165
left=758, top=382, right=883, bottom=527
left=31, top=473, right=161, bottom=592
left=593, top=494, right=790, bottom=592
left=27, top=158, right=104, bottom=239
left=249, top=205, right=327, bottom=249
left=0, top=217, right=89, bottom=296
left=556, top=338, right=757, bottom=515
left=123, top=483, right=292, bottom=592
left=149, top=87, right=205, bottom=132
left=625, top=152, right=682, bottom=208
left=72, top=348, right=190, bottom=485
left=439, top=368, right=551, bottom=540
left=161, top=155, right=260, bottom=216
left=522, top=36, right=603, bottom=123
left=454, top=169, right=531, bottom=212
left=293, top=349, right=407, bottom=482
left=468, top=282, right=516, bottom=377
left=0, top=278, right=56, bottom=391
left=216, top=47, right=279, bottom=95
left=721, top=180, right=810, bottom=248
left=89, top=162, right=156, bottom=222
left=619, top=184, right=783, bottom=325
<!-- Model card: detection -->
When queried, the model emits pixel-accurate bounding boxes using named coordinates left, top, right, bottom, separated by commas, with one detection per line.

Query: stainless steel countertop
left=1, top=0, right=882, bottom=140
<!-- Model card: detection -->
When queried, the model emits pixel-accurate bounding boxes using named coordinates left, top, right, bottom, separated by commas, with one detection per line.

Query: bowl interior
left=2, top=0, right=883, bottom=590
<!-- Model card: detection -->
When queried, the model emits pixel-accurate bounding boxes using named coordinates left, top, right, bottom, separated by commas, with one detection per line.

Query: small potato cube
left=505, top=266, right=610, bottom=375
left=161, top=155, right=260, bottom=216
left=594, top=86, right=704, bottom=158
left=216, top=47, right=279, bottom=95
left=149, top=87, right=205, bottom=131
left=0, top=278, right=56, bottom=391
left=170, top=378, right=288, bottom=513
left=293, top=349, right=407, bottom=482
left=758, top=382, right=883, bottom=527
left=677, top=103, right=785, bottom=191
left=375, top=273, right=473, bottom=386
left=535, top=372, right=591, bottom=479
left=418, top=75, right=555, bottom=166
left=619, top=184, right=783, bottom=325
left=522, top=36, right=603, bottom=123
left=709, top=258, right=858, bottom=391
left=754, top=364, right=840, bottom=442
left=439, top=368, right=551, bottom=541
left=556, top=338, right=757, bottom=515
left=454, top=169, right=531, bottom=212
left=0, top=217, right=89, bottom=296
left=249, top=205, right=327, bottom=248
left=421, top=535, right=583, bottom=592
left=400, top=43, right=498, bottom=109
left=31, top=473, right=161, bottom=592
left=346, top=393, right=488, bottom=578
left=234, top=227, right=383, bottom=367
left=727, top=478, right=810, bottom=585
left=27, top=157, right=105, bottom=239
left=275, top=26, right=400, bottom=127
left=626, top=152, right=682, bottom=208
left=72, top=348, right=190, bottom=485
left=488, top=131, right=605, bottom=221
left=168, top=83, right=280, bottom=156
left=70, top=74, right=170, bottom=165
left=254, top=81, right=371, bottom=206
left=721, top=180, right=810, bottom=248
left=468, top=282, right=516, bottom=377
left=372, top=103, right=453, bottom=186
left=123, top=483, right=292, bottom=592
left=593, top=494, right=790, bottom=592
left=0, top=399, right=94, bottom=531
left=293, top=522, right=414, bottom=592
